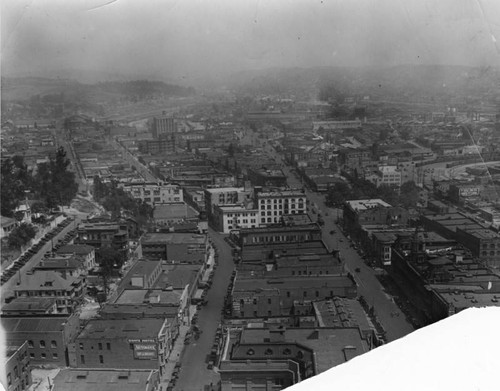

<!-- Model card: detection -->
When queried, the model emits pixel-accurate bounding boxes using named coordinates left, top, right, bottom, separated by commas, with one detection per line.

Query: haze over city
left=2, top=0, right=500, bottom=83
left=3, top=1, right=500, bottom=391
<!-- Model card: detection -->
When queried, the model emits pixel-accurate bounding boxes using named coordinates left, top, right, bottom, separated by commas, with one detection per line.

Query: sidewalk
left=159, top=323, right=190, bottom=391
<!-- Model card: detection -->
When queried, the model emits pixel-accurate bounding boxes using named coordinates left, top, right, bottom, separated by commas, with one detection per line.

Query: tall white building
left=375, top=166, right=401, bottom=189
left=257, top=189, right=307, bottom=225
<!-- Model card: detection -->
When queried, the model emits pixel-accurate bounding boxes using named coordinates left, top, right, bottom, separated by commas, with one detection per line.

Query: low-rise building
left=237, top=223, right=321, bottom=247
left=152, top=202, right=198, bottom=226
left=76, top=221, right=128, bottom=259
left=343, top=199, right=409, bottom=241
left=56, top=244, right=96, bottom=270
left=455, top=228, right=500, bottom=268
left=1, top=297, right=58, bottom=316
left=120, top=181, right=183, bottom=205
left=70, top=318, right=173, bottom=376
left=390, top=238, right=500, bottom=325
left=1, top=216, right=18, bottom=239
left=1, top=314, right=80, bottom=366
left=248, top=167, right=288, bottom=187
left=13, top=270, right=85, bottom=314
left=140, top=232, right=208, bottom=263
left=220, top=325, right=369, bottom=390
left=231, top=275, right=356, bottom=318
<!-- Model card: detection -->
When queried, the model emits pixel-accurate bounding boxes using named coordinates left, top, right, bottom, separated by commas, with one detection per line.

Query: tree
left=325, top=182, right=352, bottom=207
left=399, top=181, right=420, bottom=208
left=7, top=223, right=36, bottom=249
left=377, top=184, right=399, bottom=206
left=34, top=147, right=78, bottom=208
left=97, top=246, right=123, bottom=297
left=1, top=157, right=26, bottom=217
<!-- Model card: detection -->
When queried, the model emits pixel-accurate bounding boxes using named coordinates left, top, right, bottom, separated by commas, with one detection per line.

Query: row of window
left=28, top=352, right=58, bottom=360
left=28, top=340, right=57, bottom=348
left=481, top=251, right=500, bottom=256
left=78, top=342, right=111, bottom=350
left=260, top=198, right=305, bottom=204
left=226, top=212, right=258, bottom=217
left=250, top=235, right=310, bottom=243
left=482, top=243, right=498, bottom=249
left=260, top=202, right=305, bottom=208
left=6, top=373, right=29, bottom=390
left=246, top=348, right=303, bottom=358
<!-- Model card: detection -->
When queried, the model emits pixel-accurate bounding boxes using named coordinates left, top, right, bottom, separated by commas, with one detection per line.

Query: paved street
left=174, top=228, right=234, bottom=391
left=258, top=131, right=415, bottom=342
left=1, top=216, right=81, bottom=304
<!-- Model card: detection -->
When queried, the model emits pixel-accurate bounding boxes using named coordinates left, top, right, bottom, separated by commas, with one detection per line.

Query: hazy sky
left=2, top=0, right=500, bottom=83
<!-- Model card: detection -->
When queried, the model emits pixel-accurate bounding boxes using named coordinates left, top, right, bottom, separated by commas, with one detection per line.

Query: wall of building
left=4, top=342, right=31, bottom=391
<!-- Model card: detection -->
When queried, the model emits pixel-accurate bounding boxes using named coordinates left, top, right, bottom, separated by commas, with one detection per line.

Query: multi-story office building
left=151, top=116, right=176, bottom=139
left=204, top=187, right=253, bottom=223
left=213, top=205, right=260, bottom=233
left=374, top=165, right=402, bottom=189
left=257, top=189, right=306, bottom=226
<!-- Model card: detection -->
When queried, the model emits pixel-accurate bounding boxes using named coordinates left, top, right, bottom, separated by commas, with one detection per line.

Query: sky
left=2, top=0, right=500, bottom=83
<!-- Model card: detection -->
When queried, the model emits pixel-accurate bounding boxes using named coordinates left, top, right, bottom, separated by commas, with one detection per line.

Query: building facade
left=257, top=190, right=307, bottom=226
left=3, top=341, right=31, bottom=391
left=70, top=318, right=173, bottom=377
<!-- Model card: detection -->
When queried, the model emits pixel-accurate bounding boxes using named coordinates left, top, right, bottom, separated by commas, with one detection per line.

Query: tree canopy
left=7, top=223, right=36, bottom=249
left=1, top=157, right=30, bottom=217
left=92, top=176, right=153, bottom=227
left=34, top=147, right=78, bottom=208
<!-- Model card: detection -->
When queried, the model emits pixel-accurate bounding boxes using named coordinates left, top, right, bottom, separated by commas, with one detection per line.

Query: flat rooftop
left=77, top=318, right=166, bottom=340
left=53, top=369, right=158, bottom=391
left=346, top=199, right=391, bottom=211
left=141, top=232, right=206, bottom=244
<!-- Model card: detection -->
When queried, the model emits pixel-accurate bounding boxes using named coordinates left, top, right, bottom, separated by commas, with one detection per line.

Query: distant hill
left=1, top=77, right=195, bottom=102
left=226, top=64, right=500, bottom=101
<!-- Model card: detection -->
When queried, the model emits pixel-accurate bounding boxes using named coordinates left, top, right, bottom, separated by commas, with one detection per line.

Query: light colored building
left=204, top=187, right=253, bottom=222
left=1, top=216, right=18, bottom=239
left=213, top=204, right=260, bottom=233
left=120, top=181, right=183, bottom=205
left=375, top=165, right=402, bottom=189
left=257, top=189, right=307, bottom=225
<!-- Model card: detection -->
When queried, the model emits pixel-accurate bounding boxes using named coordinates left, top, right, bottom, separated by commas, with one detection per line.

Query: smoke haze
left=2, top=0, right=500, bottom=83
